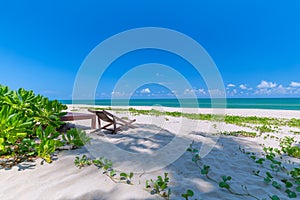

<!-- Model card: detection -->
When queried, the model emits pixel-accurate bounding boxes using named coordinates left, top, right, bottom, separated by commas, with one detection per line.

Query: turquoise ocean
left=59, top=98, right=300, bottom=111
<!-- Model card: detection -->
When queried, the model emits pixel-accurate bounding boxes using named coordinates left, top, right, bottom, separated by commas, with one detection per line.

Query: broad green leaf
left=272, top=181, right=281, bottom=189
left=285, top=181, right=293, bottom=188
left=285, top=189, right=297, bottom=198
left=266, top=172, right=273, bottom=179
left=120, top=173, right=127, bottom=178
left=219, top=182, right=230, bottom=189
left=270, top=195, right=280, bottom=200
left=186, top=189, right=194, bottom=196
left=264, top=177, right=271, bottom=183
left=129, top=172, right=134, bottom=179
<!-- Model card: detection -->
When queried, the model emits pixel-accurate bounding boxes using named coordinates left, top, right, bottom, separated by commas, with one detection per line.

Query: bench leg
left=91, top=116, right=96, bottom=129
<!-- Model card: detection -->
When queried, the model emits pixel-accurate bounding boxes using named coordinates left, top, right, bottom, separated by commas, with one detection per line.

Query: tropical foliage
left=0, top=85, right=89, bottom=166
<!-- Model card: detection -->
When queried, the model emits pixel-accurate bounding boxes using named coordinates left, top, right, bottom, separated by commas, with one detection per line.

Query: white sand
left=1, top=105, right=300, bottom=200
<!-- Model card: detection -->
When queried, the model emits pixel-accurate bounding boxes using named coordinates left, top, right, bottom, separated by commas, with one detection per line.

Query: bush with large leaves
left=0, top=84, right=79, bottom=164
left=0, top=85, right=67, bottom=128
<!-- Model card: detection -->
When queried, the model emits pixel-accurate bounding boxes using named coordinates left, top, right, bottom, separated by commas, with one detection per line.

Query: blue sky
left=0, top=0, right=300, bottom=99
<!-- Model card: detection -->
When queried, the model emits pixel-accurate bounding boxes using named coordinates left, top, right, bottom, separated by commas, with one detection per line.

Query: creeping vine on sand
left=239, top=136, right=300, bottom=199
left=74, top=155, right=134, bottom=184
left=187, top=142, right=260, bottom=200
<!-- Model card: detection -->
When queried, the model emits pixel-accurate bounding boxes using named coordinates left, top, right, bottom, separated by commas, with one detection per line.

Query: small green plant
left=92, top=157, right=116, bottom=180
left=255, top=124, right=275, bottom=133
left=119, top=172, right=134, bottom=184
left=93, top=157, right=113, bottom=170
left=268, top=195, right=281, bottom=200
left=289, top=168, right=300, bottom=179
left=255, top=158, right=265, bottom=165
left=181, top=189, right=194, bottom=200
left=279, top=137, right=300, bottom=158
left=74, top=155, right=93, bottom=168
left=263, top=172, right=282, bottom=189
left=285, top=189, right=297, bottom=198
left=263, top=147, right=282, bottom=172
left=282, top=179, right=294, bottom=189
left=288, top=118, right=300, bottom=128
left=218, top=176, right=260, bottom=199
left=37, top=140, right=57, bottom=163
left=36, top=126, right=63, bottom=163
left=145, top=172, right=171, bottom=199
left=219, top=175, right=231, bottom=190
left=74, top=155, right=134, bottom=184
left=62, top=128, right=91, bottom=147
left=220, top=131, right=257, bottom=137
left=291, top=131, right=300, bottom=135
left=247, top=141, right=300, bottom=199
left=187, top=142, right=201, bottom=163
left=188, top=143, right=260, bottom=199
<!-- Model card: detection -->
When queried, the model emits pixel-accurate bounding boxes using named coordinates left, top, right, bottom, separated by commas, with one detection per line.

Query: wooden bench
left=88, top=109, right=136, bottom=134
left=60, top=112, right=97, bottom=129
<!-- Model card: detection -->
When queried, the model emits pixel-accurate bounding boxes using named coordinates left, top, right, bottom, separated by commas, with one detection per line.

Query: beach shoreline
left=67, top=104, right=300, bottom=119
left=59, top=98, right=300, bottom=111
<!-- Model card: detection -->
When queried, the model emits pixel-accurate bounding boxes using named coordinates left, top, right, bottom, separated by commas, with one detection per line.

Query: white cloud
left=96, top=92, right=110, bottom=98
left=254, top=84, right=299, bottom=95
left=239, top=84, right=247, bottom=90
left=290, top=81, right=300, bottom=87
left=254, top=89, right=271, bottom=95
left=166, top=92, right=176, bottom=97
left=227, top=84, right=235, bottom=87
left=257, top=80, right=277, bottom=88
left=183, top=88, right=207, bottom=96
left=183, top=89, right=192, bottom=94
left=274, top=85, right=290, bottom=95
left=111, top=91, right=128, bottom=97
left=208, top=89, right=225, bottom=96
left=198, top=88, right=206, bottom=95
left=254, top=81, right=300, bottom=96
left=171, top=90, right=177, bottom=94
left=111, top=91, right=121, bottom=95
left=226, top=88, right=238, bottom=96
left=141, top=88, right=151, bottom=93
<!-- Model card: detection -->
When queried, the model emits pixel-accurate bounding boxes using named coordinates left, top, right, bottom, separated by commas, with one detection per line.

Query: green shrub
left=0, top=84, right=68, bottom=164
